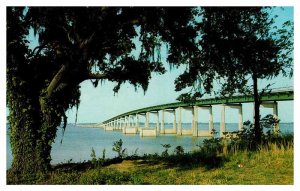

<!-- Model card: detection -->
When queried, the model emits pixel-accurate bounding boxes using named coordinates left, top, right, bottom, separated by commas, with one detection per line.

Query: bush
left=112, top=139, right=127, bottom=158
left=228, top=115, right=293, bottom=151
left=161, top=144, right=171, bottom=157
left=90, top=148, right=106, bottom=167
left=174, top=146, right=184, bottom=155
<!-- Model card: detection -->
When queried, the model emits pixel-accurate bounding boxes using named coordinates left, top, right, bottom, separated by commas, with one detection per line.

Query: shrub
left=90, top=148, right=106, bottom=167
left=112, top=139, right=127, bottom=159
left=161, top=144, right=171, bottom=157
left=90, top=148, right=97, bottom=166
left=228, top=115, right=293, bottom=151
left=174, top=146, right=184, bottom=155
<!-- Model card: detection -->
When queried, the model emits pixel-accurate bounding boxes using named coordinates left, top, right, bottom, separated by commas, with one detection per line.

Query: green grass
left=7, top=141, right=293, bottom=185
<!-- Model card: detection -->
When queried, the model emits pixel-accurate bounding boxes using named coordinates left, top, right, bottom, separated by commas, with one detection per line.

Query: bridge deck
left=103, top=90, right=293, bottom=124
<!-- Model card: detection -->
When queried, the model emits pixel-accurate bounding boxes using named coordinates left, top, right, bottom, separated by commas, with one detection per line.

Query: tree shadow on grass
left=51, top=157, right=124, bottom=173
left=51, top=148, right=227, bottom=175
left=129, top=150, right=227, bottom=172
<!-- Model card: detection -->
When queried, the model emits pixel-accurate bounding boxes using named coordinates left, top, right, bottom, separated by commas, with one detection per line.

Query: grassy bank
left=7, top=141, right=293, bottom=185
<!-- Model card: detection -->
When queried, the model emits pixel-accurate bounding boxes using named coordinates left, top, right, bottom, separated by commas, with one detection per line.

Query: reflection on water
left=6, top=123, right=293, bottom=169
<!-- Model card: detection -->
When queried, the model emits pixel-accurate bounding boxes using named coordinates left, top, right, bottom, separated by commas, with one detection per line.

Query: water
left=6, top=123, right=293, bottom=169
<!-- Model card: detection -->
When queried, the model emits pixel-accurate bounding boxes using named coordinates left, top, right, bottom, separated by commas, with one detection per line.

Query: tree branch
left=28, top=43, right=47, bottom=58
left=88, top=72, right=107, bottom=80
left=79, top=32, right=95, bottom=49
left=47, top=64, right=68, bottom=97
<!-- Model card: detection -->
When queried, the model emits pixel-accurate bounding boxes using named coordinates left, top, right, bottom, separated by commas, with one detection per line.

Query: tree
left=175, top=7, right=293, bottom=144
left=7, top=7, right=197, bottom=178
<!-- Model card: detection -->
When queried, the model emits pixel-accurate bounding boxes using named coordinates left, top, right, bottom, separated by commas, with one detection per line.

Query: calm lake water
left=6, top=123, right=293, bottom=169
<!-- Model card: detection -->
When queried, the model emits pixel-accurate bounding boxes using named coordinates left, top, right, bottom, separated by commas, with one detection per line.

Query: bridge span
left=99, top=88, right=293, bottom=137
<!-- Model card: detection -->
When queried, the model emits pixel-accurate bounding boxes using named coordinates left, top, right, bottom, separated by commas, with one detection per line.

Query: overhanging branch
left=88, top=72, right=107, bottom=80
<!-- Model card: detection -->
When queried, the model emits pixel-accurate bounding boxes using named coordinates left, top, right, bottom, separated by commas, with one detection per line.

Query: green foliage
left=227, top=115, right=291, bottom=151
left=211, top=128, right=217, bottom=135
left=199, top=138, right=223, bottom=156
left=90, top=148, right=106, bottom=167
left=112, top=139, right=127, bottom=158
left=161, top=144, right=171, bottom=157
left=126, top=148, right=140, bottom=160
left=90, top=148, right=97, bottom=165
left=174, top=145, right=185, bottom=155
left=102, top=148, right=106, bottom=160
left=142, top=152, right=160, bottom=161
left=195, top=138, right=225, bottom=168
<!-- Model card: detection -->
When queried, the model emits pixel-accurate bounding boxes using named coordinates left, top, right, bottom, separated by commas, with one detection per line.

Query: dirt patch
left=106, top=160, right=138, bottom=172
left=106, top=159, right=165, bottom=172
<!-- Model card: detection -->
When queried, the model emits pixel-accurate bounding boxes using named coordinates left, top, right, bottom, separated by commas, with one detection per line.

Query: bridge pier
left=123, top=115, right=138, bottom=134
left=115, top=119, right=118, bottom=130
left=121, top=118, right=125, bottom=130
left=140, top=128, right=157, bottom=137
left=164, top=109, right=177, bottom=134
left=139, top=111, right=158, bottom=137
left=209, top=106, right=214, bottom=134
left=152, top=111, right=160, bottom=132
left=121, top=117, right=125, bottom=130
left=129, top=115, right=134, bottom=127
left=124, top=116, right=130, bottom=132
left=135, top=114, right=139, bottom=129
left=260, top=101, right=279, bottom=133
left=145, top=112, right=149, bottom=128
left=220, top=104, right=243, bottom=137
left=105, top=121, right=114, bottom=131
left=122, top=117, right=127, bottom=133
left=173, top=110, right=176, bottom=133
left=113, top=120, right=116, bottom=130
left=192, top=106, right=213, bottom=137
left=123, top=116, right=127, bottom=133
left=127, top=115, right=131, bottom=127
left=123, top=117, right=126, bottom=129
left=119, top=118, right=122, bottom=130
left=160, top=110, right=165, bottom=134
left=137, top=113, right=146, bottom=131
left=177, top=107, right=182, bottom=135
left=177, top=107, right=193, bottom=136
left=192, top=106, right=198, bottom=136
left=127, top=116, right=131, bottom=127
left=115, top=120, right=118, bottom=130
left=139, top=112, right=158, bottom=137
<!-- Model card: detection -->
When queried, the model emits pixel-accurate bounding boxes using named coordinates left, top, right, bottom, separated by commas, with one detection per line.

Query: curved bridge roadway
left=100, top=88, right=293, bottom=137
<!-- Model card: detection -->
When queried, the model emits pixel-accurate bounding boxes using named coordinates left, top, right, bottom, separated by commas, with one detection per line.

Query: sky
left=63, top=6, right=294, bottom=124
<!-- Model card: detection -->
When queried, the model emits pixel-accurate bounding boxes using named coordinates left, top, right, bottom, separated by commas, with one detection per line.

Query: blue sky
left=64, top=7, right=294, bottom=123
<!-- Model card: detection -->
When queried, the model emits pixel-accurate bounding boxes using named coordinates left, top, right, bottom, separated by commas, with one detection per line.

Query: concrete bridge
left=100, top=88, right=293, bottom=137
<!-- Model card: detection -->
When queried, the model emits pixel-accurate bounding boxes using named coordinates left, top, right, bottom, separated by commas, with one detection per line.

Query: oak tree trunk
left=7, top=90, right=59, bottom=180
